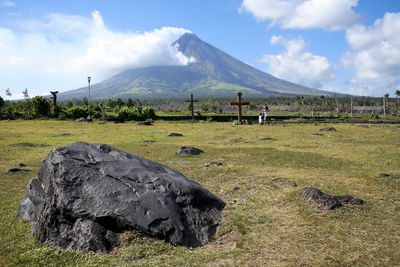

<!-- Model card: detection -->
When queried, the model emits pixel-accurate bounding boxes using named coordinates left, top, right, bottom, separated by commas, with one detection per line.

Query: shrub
left=142, top=107, right=156, bottom=119
left=117, top=107, right=140, bottom=121
left=31, top=96, right=51, bottom=117
left=65, top=106, right=88, bottom=119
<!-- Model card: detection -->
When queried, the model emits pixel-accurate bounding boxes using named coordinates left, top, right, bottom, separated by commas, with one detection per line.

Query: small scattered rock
left=141, top=140, right=156, bottom=143
left=272, top=177, right=298, bottom=187
left=379, top=173, right=391, bottom=178
left=14, top=163, right=27, bottom=167
left=319, top=127, right=336, bottom=132
left=98, top=122, right=106, bottom=124
left=177, top=146, right=204, bottom=156
left=231, top=138, right=242, bottom=142
left=60, top=133, right=71, bottom=137
left=221, top=186, right=241, bottom=196
left=259, top=137, right=273, bottom=141
left=358, top=125, right=369, bottom=128
left=8, top=168, right=31, bottom=173
left=248, top=186, right=257, bottom=192
left=12, top=143, right=50, bottom=148
left=99, top=115, right=117, bottom=121
left=231, top=195, right=248, bottom=204
left=167, top=133, right=183, bottom=137
left=301, top=187, right=364, bottom=210
left=137, top=121, right=153, bottom=126
left=204, top=162, right=223, bottom=167
left=179, top=160, right=190, bottom=163
left=310, top=133, right=323, bottom=136
left=75, top=117, right=87, bottom=122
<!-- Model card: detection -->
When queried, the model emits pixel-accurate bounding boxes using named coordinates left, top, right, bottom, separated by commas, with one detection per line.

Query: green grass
left=1, top=120, right=399, bottom=266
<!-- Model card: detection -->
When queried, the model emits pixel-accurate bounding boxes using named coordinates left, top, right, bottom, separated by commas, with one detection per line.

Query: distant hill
left=58, top=33, right=336, bottom=100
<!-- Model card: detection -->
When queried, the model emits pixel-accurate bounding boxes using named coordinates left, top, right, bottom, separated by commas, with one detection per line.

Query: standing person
left=263, top=105, right=269, bottom=125
left=258, top=113, right=263, bottom=125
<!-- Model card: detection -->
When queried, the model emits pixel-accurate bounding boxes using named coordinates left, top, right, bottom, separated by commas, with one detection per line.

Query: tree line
left=1, top=89, right=399, bottom=120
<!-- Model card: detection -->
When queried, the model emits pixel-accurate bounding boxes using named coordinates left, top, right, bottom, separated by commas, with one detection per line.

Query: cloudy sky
left=0, top=0, right=399, bottom=99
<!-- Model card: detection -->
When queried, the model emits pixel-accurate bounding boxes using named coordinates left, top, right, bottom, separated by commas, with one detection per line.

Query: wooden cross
left=50, top=91, right=59, bottom=106
left=185, top=93, right=199, bottom=120
left=230, top=92, right=249, bottom=122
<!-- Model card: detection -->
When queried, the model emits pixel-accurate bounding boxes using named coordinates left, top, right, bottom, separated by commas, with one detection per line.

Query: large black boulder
left=18, top=142, right=225, bottom=253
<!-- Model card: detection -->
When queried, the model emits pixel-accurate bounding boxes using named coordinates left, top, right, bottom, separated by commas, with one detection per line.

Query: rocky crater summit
left=18, top=142, right=225, bottom=253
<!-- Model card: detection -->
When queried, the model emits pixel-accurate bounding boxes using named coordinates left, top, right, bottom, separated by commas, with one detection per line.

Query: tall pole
left=350, top=96, right=353, bottom=117
left=87, top=76, right=92, bottom=122
left=383, top=96, right=386, bottom=117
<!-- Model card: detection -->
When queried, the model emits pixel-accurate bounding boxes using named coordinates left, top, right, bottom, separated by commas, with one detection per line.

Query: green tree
left=22, top=88, right=29, bottom=99
left=5, top=88, right=12, bottom=98
left=395, top=90, right=400, bottom=107
left=201, top=103, right=209, bottom=112
left=0, top=96, right=4, bottom=111
left=31, top=96, right=51, bottom=117
left=127, top=98, right=134, bottom=108
left=116, top=98, right=124, bottom=108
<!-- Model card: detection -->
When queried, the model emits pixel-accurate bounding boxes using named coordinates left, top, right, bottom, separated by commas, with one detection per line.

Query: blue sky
left=0, top=0, right=399, bottom=99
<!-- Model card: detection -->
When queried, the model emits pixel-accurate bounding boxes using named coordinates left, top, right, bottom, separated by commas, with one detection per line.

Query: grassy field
left=0, top=120, right=399, bottom=266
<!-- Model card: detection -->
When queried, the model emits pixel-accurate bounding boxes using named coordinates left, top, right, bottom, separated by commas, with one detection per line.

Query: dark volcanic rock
left=358, top=125, right=369, bottom=128
left=177, top=146, right=204, bottom=156
left=259, top=137, right=274, bottom=141
left=167, top=133, right=183, bottom=137
left=204, top=162, right=223, bottom=167
left=14, top=163, right=28, bottom=167
left=12, top=143, right=50, bottom=148
left=99, top=115, right=117, bottom=121
left=301, top=187, right=364, bottom=210
left=319, top=127, right=336, bottom=132
left=310, top=133, right=323, bottom=136
left=379, top=173, right=391, bottom=178
left=18, top=142, right=225, bottom=253
left=8, top=168, right=31, bottom=173
left=137, top=121, right=153, bottom=125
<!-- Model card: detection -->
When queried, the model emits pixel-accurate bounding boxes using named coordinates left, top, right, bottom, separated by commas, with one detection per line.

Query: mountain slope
left=58, top=33, right=335, bottom=100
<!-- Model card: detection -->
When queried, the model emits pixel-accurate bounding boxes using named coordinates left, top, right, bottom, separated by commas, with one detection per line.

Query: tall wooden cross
left=185, top=93, right=199, bottom=120
left=230, top=92, right=249, bottom=122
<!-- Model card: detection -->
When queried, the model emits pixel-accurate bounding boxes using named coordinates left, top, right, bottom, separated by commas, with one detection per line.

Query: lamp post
left=87, top=76, right=92, bottom=122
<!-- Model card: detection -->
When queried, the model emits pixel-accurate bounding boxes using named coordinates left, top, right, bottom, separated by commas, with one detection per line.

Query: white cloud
left=260, top=35, right=335, bottom=88
left=342, top=12, right=400, bottom=95
left=239, top=0, right=362, bottom=30
left=0, top=10, right=192, bottom=98
left=0, top=1, right=15, bottom=7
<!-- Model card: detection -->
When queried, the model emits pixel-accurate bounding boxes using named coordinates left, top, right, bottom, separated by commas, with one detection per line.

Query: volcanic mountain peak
left=57, top=33, right=336, bottom=100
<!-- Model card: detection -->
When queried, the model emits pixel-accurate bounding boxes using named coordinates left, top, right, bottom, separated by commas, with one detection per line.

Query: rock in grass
left=14, top=163, right=28, bottom=167
left=8, top=168, right=30, bottom=173
left=167, top=133, right=183, bottom=137
left=310, top=133, right=323, bottom=136
left=301, top=187, right=364, bottom=210
left=379, top=173, right=391, bottom=178
left=319, top=127, right=336, bottom=132
left=177, top=146, right=204, bottom=156
left=18, top=142, right=225, bottom=253
left=204, top=162, right=223, bottom=167
left=259, top=137, right=274, bottom=141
